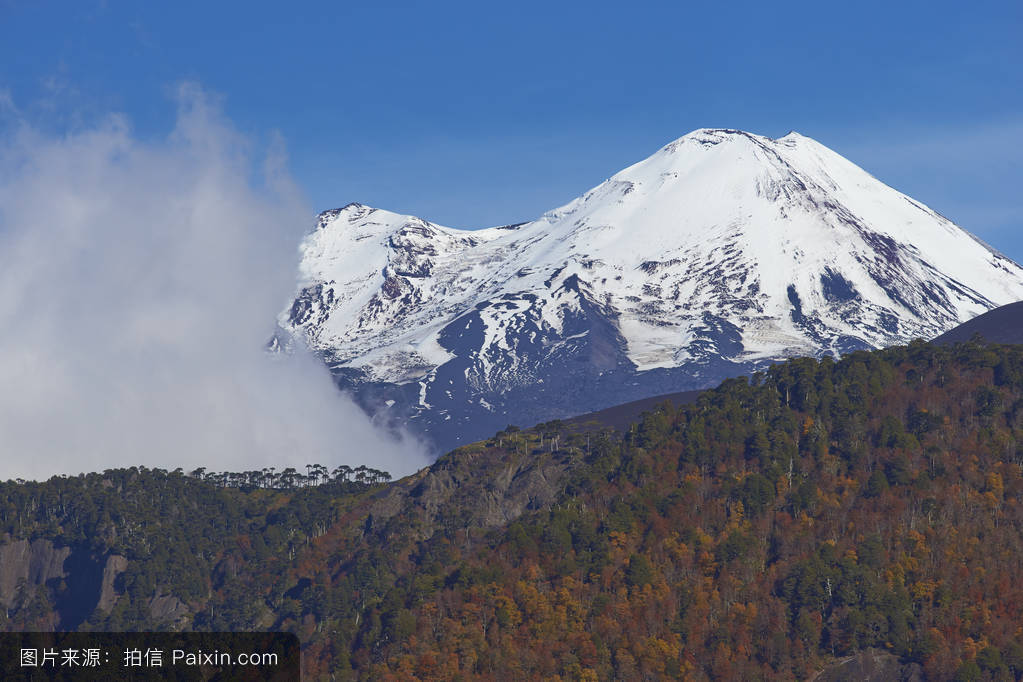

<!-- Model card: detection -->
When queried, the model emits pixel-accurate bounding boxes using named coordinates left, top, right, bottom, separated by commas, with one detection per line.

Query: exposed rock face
left=0, top=538, right=127, bottom=629
left=148, top=593, right=190, bottom=628
left=0, top=538, right=70, bottom=610
left=96, top=554, right=128, bottom=613
left=368, top=443, right=581, bottom=541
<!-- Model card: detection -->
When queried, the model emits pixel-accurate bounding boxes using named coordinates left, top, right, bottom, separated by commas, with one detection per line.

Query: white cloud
left=0, top=84, right=429, bottom=480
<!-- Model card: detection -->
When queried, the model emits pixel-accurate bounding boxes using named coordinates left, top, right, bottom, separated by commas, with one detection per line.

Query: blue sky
left=2, top=0, right=1021, bottom=258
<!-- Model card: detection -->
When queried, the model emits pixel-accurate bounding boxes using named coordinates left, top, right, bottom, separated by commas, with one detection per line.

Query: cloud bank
left=0, top=85, right=429, bottom=480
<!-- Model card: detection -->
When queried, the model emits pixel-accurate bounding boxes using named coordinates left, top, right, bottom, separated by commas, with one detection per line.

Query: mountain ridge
left=4, top=341, right=1023, bottom=680
left=933, top=300, right=1023, bottom=345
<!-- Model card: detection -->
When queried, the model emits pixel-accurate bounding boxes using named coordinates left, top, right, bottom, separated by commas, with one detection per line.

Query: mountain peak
left=661, top=128, right=819, bottom=154
left=283, top=130, right=1023, bottom=454
left=660, top=127, right=756, bottom=151
left=682, top=127, right=750, bottom=138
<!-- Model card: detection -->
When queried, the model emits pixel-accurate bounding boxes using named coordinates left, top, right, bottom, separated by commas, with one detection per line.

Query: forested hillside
left=4, top=340, right=1023, bottom=680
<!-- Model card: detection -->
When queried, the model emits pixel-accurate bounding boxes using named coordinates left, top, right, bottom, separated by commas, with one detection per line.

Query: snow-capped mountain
left=279, top=128, right=1023, bottom=453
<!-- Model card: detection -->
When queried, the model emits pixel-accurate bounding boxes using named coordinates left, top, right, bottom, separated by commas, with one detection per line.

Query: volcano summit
left=278, top=129, right=1023, bottom=453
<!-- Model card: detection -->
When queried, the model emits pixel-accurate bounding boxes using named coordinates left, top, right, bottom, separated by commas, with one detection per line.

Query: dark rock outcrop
left=0, top=538, right=70, bottom=610
left=0, top=538, right=127, bottom=629
left=368, top=443, right=581, bottom=541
